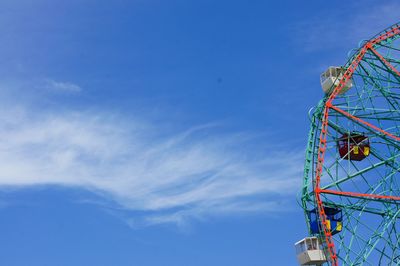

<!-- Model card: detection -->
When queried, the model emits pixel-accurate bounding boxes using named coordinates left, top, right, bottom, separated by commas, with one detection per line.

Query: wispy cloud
left=44, top=79, right=82, bottom=93
left=0, top=89, right=303, bottom=226
left=292, top=2, right=400, bottom=52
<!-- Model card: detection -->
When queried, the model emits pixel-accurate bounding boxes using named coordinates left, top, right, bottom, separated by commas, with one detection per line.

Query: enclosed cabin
left=321, top=66, right=353, bottom=94
left=295, top=237, right=327, bottom=265
left=337, top=133, right=370, bottom=161
left=308, top=207, right=342, bottom=235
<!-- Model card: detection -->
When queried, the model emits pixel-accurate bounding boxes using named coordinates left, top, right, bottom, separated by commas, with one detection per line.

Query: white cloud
left=44, top=79, right=81, bottom=93
left=0, top=104, right=303, bottom=226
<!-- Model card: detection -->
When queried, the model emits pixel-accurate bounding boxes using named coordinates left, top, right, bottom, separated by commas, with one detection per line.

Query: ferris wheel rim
left=301, top=21, right=400, bottom=266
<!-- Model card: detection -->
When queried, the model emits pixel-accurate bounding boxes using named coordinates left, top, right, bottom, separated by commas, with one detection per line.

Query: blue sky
left=0, top=1, right=398, bottom=265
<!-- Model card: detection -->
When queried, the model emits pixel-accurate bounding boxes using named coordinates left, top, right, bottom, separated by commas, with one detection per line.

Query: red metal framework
left=314, top=25, right=400, bottom=265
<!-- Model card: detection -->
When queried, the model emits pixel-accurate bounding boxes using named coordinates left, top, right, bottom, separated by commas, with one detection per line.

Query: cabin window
left=295, top=241, right=306, bottom=255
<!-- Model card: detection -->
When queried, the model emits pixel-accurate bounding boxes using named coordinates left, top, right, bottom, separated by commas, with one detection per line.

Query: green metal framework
left=301, top=23, right=400, bottom=265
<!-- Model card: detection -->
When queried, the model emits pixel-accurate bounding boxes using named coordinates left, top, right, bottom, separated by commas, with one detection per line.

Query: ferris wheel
left=295, top=22, right=400, bottom=265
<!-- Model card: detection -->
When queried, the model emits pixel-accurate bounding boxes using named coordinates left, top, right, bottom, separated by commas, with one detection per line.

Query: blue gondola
left=308, top=207, right=342, bottom=235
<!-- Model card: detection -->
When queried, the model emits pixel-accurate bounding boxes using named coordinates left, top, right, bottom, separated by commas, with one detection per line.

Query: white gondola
left=295, top=237, right=327, bottom=265
left=321, top=66, right=353, bottom=95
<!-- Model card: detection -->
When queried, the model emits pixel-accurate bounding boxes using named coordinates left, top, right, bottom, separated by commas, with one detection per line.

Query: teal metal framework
left=301, top=22, right=400, bottom=265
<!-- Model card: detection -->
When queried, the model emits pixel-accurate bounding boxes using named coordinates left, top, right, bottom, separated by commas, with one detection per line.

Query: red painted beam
left=329, top=105, right=400, bottom=141
left=369, top=46, right=400, bottom=78
left=318, top=189, right=400, bottom=202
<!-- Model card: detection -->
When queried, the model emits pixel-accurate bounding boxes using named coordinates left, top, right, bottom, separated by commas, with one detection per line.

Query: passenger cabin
left=308, top=207, right=343, bottom=236
left=295, top=237, right=327, bottom=265
left=321, top=66, right=353, bottom=94
left=338, top=133, right=370, bottom=161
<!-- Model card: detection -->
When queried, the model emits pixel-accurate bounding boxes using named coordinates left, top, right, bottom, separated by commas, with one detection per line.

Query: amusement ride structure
left=295, top=22, right=400, bottom=265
